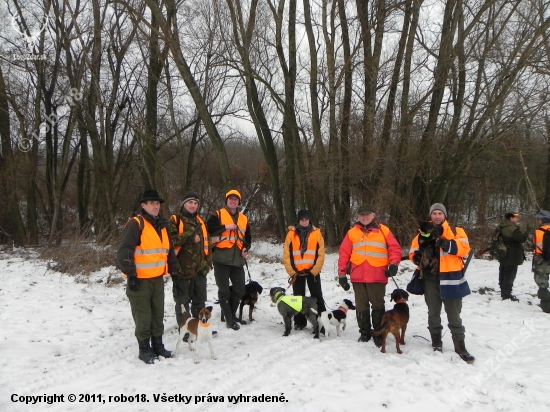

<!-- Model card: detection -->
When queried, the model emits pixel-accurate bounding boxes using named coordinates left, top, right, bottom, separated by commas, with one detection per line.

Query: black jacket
left=116, top=210, right=180, bottom=277
left=498, top=219, right=528, bottom=266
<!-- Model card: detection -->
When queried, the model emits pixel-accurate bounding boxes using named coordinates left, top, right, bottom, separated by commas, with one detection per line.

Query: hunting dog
left=269, top=287, right=320, bottom=338
left=370, top=289, right=410, bottom=354
left=417, top=221, right=443, bottom=277
left=175, top=306, right=217, bottom=363
left=318, top=298, right=356, bottom=339
left=221, top=281, right=263, bottom=324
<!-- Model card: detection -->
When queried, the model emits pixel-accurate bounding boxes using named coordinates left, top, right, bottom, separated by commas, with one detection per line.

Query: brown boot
left=430, top=332, right=442, bottom=352
left=452, top=336, right=475, bottom=364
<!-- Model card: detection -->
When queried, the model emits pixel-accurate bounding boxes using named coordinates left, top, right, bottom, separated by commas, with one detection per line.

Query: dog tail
left=370, top=322, right=388, bottom=336
left=182, top=312, right=191, bottom=323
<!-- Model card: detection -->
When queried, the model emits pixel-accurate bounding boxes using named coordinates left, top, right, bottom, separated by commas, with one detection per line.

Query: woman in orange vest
left=116, top=189, right=180, bottom=364
left=283, top=209, right=326, bottom=330
left=207, top=189, right=251, bottom=331
left=338, top=204, right=402, bottom=346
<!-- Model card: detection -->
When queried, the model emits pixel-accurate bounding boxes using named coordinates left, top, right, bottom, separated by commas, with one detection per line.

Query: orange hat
left=225, top=189, right=241, bottom=204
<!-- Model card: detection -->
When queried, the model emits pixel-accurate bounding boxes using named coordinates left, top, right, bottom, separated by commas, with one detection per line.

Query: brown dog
left=370, top=289, right=410, bottom=354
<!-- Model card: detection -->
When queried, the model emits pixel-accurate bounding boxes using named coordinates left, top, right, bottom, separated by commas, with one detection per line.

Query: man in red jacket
left=338, top=205, right=402, bottom=345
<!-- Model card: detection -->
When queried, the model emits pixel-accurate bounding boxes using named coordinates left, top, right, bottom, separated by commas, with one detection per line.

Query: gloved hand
left=298, top=270, right=311, bottom=276
left=338, top=275, right=351, bottom=291
left=127, top=276, right=140, bottom=292
left=412, top=251, right=422, bottom=266
left=436, top=237, right=451, bottom=252
left=385, top=263, right=398, bottom=277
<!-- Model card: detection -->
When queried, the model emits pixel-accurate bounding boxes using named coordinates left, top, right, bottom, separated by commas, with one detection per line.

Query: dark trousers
left=292, top=274, right=326, bottom=327
left=499, top=264, right=518, bottom=297
left=424, top=277, right=465, bottom=340
left=126, top=276, right=165, bottom=341
left=352, top=282, right=386, bottom=312
left=173, top=275, right=207, bottom=325
left=213, top=263, right=245, bottom=301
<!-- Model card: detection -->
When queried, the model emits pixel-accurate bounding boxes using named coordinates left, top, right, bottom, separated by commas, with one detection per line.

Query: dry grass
left=39, top=236, right=122, bottom=286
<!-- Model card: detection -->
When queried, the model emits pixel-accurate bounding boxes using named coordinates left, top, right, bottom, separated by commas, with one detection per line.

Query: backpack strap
left=130, top=215, right=144, bottom=234
left=448, top=224, right=457, bottom=237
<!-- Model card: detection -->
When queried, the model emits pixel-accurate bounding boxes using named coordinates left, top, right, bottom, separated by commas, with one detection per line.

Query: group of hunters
left=116, top=189, right=549, bottom=365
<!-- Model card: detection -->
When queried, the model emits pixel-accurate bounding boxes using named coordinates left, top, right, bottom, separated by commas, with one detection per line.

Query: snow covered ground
left=1, top=241, right=549, bottom=412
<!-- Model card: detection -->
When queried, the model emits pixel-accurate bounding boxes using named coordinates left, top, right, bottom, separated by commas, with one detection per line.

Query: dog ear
left=258, top=284, right=263, bottom=294
left=205, top=306, right=213, bottom=312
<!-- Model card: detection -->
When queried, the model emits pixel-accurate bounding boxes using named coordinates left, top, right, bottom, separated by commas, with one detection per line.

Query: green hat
left=357, top=205, right=374, bottom=215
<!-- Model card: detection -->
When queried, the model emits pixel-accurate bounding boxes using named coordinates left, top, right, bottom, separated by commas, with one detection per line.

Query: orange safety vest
left=170, top=214, right=209, bottom=256
left=210, top=209, right=248, bottom=250
left=124, top=216, right=170, bottom=279
left=289, top=228, right=321, bottom=272
left=533, top=224, right=550, bottom=255
left=348, top=224, right=391, bottom=268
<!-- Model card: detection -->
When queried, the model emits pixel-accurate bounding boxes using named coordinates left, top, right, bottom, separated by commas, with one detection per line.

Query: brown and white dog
left=175, top=306, right=217, bottom=363
left=370, top=289, right=410, bottom=354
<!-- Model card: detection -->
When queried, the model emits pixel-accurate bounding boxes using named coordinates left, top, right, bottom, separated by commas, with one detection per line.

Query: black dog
left=269, top=287, right=319, bottom=338
left=417, top=221, right=443, bottom=277
left=221, top=281, right=263, bottom=324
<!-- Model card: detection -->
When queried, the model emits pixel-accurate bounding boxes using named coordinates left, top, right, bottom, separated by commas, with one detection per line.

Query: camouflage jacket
left=169, top=212, right=211, bottom=279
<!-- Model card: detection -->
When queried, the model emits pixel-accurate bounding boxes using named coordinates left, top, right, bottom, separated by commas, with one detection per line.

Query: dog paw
left=380, top=349, right=386, bottom=353
left=397, top=349, right=403, bottom=354
left=283, top=332, right=290, bottom=337
left=212, top=355, right=218, bottom=360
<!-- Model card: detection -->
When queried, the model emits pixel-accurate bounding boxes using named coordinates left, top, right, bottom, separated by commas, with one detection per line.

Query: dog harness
left=274, top=291, right=303, bottom=312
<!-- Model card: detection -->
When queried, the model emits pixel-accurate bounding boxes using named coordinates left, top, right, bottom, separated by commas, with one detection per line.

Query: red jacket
left=338, top=222, right=402, bottom=284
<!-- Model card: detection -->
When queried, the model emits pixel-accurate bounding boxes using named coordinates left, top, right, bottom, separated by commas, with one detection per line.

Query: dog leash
left=244, top=258, right=252, bottom=283
left=390, top=275, right=400, bottom=289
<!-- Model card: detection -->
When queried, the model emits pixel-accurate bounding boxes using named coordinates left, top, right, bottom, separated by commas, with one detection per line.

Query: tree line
left=1, top=0, right=550, bottom=248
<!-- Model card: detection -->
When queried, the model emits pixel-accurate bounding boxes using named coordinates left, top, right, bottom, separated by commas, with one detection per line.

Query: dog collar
left=199, top=321, right=210, bottom=328
left=338, top=306, right=348, bottom=314
left=273, top=290, right=284, bottom=304
left=394, top=299, right=407, bottom=304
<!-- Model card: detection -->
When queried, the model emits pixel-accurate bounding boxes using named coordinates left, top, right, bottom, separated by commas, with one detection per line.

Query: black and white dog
left=318, top=299, right=356, bottom=339
left=269, top=287, right=319, bottom=339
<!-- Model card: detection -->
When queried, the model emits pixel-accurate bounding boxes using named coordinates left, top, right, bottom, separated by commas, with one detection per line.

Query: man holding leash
left=116, top=189, right=180, bottom=364
left=207, top=189, right=251, bottom=331
left=170, top=192, right=211, bottom=332
left=283, top=209, right=326, bottom=330
left=409, top=203, right=475, bottom=363
left=338, top=205, right=402, bottom=346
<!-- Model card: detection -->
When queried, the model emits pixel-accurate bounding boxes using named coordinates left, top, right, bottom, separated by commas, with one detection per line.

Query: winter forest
left=1, top=0, right=550, bottom=249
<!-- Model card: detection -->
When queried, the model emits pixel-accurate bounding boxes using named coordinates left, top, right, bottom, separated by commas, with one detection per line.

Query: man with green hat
left=337, top=204, right=402, bottom=346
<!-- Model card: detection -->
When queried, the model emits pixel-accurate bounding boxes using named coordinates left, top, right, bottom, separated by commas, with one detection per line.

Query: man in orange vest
left=532, top=210, right=550, bottom=313
left=207, top=189, right=251, bottom=330
left=338, top=205, right=402, bottom=346
left=283, top=209, right=326, bottom=330
left=116, top=189, right=180, bottom=364
left=409, top=203, right=475, bottom=363
left=170, top=192, right=211, bottom=331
